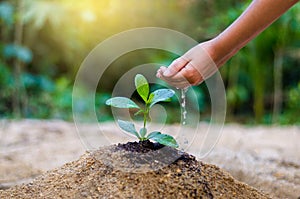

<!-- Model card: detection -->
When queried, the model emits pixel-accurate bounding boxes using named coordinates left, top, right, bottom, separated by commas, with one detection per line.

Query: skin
left=157, top=0, right=299, bottom=88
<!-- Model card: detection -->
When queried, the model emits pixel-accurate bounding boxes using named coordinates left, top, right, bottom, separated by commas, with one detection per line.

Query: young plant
left=106, top=74, right=178, bottom=148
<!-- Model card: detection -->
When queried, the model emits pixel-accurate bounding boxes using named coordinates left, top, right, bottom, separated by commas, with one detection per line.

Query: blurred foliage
left=3, top=44, right=32, bottom=63
left=0, top=2, right=14, bottom=26
left=281, top=82, right=300, bottom=124
left=0, top=0, right=299, bottom=124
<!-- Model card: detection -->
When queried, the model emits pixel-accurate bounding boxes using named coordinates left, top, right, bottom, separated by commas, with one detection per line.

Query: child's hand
left=157, top=0, right=298, bottom=88
left=156, top=42, right=218, bottom=88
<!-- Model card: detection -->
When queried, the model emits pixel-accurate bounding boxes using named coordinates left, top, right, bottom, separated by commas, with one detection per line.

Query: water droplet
left=178, top=88, right=189, bottom=150
left=180, top=88, right=188, bottom=125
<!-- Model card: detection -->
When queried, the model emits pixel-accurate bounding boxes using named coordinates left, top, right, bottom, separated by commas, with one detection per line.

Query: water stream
left=180, top=88, right=189, bottom=148
left=181, top=88, right=188, bottom=126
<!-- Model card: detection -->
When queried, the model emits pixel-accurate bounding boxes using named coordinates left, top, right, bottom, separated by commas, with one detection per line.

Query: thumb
left=163, top=57, right=188, bottom=77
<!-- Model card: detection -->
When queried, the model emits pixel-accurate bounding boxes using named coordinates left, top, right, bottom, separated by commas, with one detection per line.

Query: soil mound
left=0, top=141, right=269, bottom=199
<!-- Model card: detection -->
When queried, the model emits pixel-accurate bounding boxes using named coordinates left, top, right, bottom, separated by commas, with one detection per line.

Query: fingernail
left=163, top=70, right=171, bottom=76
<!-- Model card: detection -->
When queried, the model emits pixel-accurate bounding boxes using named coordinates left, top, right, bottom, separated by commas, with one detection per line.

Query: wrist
left=207, top=35, right=241, bottom=67
left=199, top=39, right=225, bottom=68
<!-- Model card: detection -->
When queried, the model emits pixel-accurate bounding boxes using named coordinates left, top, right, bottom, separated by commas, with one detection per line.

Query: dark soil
left=0, top=141, right=269, bottom=199
left=117, top=140, right=165, bottom=152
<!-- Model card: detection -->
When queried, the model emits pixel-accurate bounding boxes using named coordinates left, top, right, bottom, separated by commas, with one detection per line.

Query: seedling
left=106, top=74, right=178, bottom=148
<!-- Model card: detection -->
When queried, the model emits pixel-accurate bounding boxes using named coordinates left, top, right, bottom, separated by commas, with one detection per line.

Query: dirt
left=0, top=141, right=269, bottom=198
left=0, top=120, right=299, bottom=198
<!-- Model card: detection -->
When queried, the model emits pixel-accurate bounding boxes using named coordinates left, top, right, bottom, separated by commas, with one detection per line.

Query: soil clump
left=0, top=141, right=269, bottom=199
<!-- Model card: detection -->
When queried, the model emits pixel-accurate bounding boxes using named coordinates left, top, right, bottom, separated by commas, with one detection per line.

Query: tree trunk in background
left=248, top=45, right=265, bottom=123
left=272, top=49, right=283, bottom=123
left=12, top=0, right=25, bottom=118
left=226, top=56, right=240, bottom=116
left=253, top=66, right=265, bottom=123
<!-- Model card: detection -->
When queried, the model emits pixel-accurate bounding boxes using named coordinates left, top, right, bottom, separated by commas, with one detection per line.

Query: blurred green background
left=0, top=0, right=299, bottom=124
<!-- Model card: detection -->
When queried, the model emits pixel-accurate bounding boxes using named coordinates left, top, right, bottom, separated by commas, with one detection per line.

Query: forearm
left=209, top=0, right=299, bottom=66
left=157, top=0, right=298, bottom=88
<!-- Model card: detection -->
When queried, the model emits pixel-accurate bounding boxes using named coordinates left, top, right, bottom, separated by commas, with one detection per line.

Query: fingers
left=156, top=42, right=219, bottom=88
left=162, top=57, right=189, bottom=77
left=159, top=75, right=190, bottom=89
left=181, top=63, right=204, bottom=85
left=156, top=63, right=204, bottom=89
left=156, top=66, right=168, bottom=79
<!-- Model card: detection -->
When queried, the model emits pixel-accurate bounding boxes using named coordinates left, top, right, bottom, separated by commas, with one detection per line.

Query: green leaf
left=149, top=89, right=175, bottom=107
left=148, top=131, right=179, bottom=148
left=117, top=120, right=140, bottom=138
left=135, top=74, right=149, bottom=102
left=134, top=109, right=144, bottom=116
left=147, top=131, right=161, bottom=139
left=148, top=93, right=155, bottom=103
left=139, top=127, right=147, bottom=138
left=106, top=97, right=139, bottom=109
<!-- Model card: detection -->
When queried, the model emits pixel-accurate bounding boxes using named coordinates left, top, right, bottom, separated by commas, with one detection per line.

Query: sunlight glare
left=81, top=10, right=96, bottom=22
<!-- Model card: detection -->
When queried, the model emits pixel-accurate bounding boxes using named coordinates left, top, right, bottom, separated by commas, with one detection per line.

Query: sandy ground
left=0, top=119, right=299, bottom=198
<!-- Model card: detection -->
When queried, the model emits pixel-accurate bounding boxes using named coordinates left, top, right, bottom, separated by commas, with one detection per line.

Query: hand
left=156, top=41, right=219, bottom=88
left=156, top=0, right=298, bottom=89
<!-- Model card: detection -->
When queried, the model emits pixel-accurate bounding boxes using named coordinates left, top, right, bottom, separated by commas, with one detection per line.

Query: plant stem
left=143, top=107, right=148, bottom=129
left=141, top=105, right=149, bottom=140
